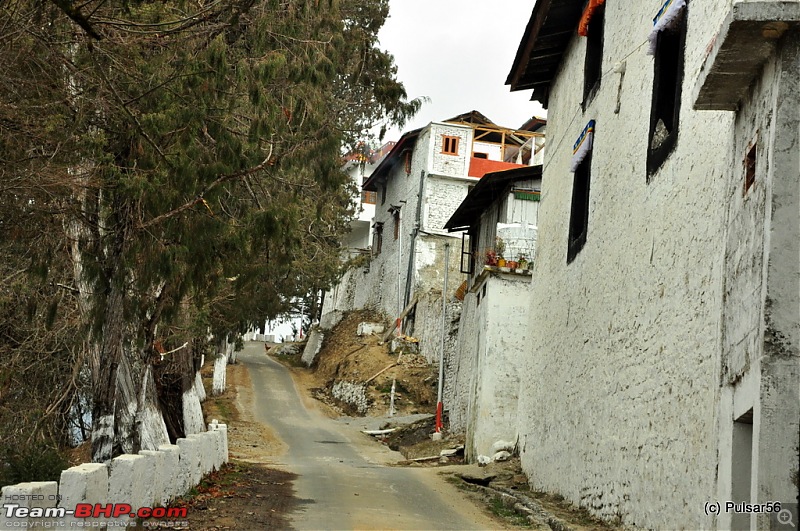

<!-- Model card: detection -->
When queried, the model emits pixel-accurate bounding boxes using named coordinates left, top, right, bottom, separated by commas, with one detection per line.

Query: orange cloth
left=578, top=0, right=607, bottom=36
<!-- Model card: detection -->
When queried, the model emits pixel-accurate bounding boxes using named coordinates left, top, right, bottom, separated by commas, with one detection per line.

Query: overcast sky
left=377, top=0, right=545, bottom=143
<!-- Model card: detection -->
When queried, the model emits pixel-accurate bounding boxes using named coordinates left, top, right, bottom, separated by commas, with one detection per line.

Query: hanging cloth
left=647, top=0, right=687, bottom=55
left=570, top=120, right=595, bottom=172
left=578, top=0, right=607, bottom=37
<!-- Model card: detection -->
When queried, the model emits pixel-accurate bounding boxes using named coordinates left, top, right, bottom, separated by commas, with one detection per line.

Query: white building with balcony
left=322, top=111, right=544, bottom=363
left=443, top=165, right=542, bottom=460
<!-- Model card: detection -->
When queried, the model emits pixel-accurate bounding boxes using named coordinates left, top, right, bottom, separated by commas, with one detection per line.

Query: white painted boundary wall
left=0, top=423, right=228, bottom=527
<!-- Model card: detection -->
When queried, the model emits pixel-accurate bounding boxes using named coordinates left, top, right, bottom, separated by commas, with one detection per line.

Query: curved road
left=238, top=343, right=498, bottom=530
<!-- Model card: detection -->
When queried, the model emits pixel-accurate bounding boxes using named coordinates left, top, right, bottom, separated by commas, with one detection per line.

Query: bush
left=0, top=443, right=69, bottom=489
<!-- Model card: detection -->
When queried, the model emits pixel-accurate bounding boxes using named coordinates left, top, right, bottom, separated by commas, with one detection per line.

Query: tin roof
left=506, top=0, right=584, bottom=107
left=445, top=165, right=543, bottom=232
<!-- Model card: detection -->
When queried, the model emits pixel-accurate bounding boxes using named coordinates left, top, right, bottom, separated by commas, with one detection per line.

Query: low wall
left=0, top=422, right=228, bottom=527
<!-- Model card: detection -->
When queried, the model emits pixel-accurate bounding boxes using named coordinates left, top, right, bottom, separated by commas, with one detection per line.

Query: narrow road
left=237, top=342, right=500, bottom=530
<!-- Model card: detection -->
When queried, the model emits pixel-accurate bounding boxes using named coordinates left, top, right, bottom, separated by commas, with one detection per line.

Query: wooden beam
left=364, top=363, right=397, bottom=384
left=380, top=294, right=419, bottom=343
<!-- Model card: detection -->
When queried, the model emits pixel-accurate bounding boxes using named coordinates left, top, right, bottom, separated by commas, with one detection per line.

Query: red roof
left=468, top=157, right=527, bottom=178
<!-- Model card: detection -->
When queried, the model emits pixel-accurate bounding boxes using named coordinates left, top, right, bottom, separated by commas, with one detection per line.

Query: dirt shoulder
left=165, top=361, right=295, bottom=530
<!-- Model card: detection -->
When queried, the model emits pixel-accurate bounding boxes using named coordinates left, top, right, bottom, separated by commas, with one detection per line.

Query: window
left=568, top=151, right=592, bottom=263
left=362, top=176, right=377, bottom=204
left=380, top=183, right=386, bottom=205
left=361, top=190, right=377, bottom=205
left=582, top=3, right=606, bottom=108
left=743, top=143, right=756, bottom=196
left=647, top=5, right=688, bottom=177
left=442, top=135, right=459, bottom=155
left=392, top=209, right=400, bottom=240
left=473, top=152, right=488, bottom=159
left=372, top=223, right=383, bottom=256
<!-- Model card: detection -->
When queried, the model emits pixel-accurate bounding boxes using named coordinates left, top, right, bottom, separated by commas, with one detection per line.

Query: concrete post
left=139, top=450, right=165, bottom=507
left=157, top=444, right=181, bottom=502
left=0, top=481, right=58, bottom=528
left=176, top=437, right=202, bottom=491
left=59, top=463, right=108, bottom=526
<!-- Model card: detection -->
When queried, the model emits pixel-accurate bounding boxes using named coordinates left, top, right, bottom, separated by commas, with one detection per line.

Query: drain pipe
left=397, top=206, right=403, bottom=335
left=435, top=242, right=450, bottom=434
left=402, top=170, right=426, bottom=324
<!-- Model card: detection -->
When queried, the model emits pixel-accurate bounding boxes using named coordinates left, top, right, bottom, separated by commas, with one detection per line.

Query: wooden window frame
left=582, top=3, right=606, bottom=109
left=372, top=223, right=383, bottom=256
left=442, top=135, right=460, bottom=155
left=743, top=142, right=757, bottom=196
left=647, top=5, right=688, bottom=179
left=568, top=151, right=592, bottom=264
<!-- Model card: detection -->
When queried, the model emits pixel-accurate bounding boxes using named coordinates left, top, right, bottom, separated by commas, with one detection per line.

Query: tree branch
left=48, top=0, right=103, bottom=40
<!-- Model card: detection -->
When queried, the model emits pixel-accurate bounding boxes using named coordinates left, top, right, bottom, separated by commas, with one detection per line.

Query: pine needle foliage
left=0, top=0, right=420, bottom=461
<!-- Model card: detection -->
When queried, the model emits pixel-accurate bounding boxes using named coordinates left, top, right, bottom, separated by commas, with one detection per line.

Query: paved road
left=238, top=342, right=498, bottom=530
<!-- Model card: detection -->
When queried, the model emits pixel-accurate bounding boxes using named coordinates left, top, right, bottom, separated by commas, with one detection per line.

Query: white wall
left=0, top=426, right=228, bottom=527
left=516, top=1, right=735, bottom=528
left=471, top=141, right=502, bottom=161
left=448, top=272, right=530, bottom=460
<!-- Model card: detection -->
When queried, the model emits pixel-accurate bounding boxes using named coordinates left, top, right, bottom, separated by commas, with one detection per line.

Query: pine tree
left=0, top=0, right=421, bottom=462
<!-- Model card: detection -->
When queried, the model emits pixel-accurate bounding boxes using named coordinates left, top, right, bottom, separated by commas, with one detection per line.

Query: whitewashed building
left=506, top=0, right=799, bottom=529
left=321, top=111, right=543, bottom=363
left=340, top=142, right=395, bottom=255
left=443, top=165, right=542, bottom=460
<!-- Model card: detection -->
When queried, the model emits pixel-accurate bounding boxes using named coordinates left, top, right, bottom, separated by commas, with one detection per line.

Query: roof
left=362, top=110, right=539, bottom=192
left=361, top=129, right=422, bottom=192
left=444, top=165, right=543, bottom=232
left=506, top=0, right=584, bottom=107
left=519, top=116, right=548, bottom=132
left=443, top=110, right=497, bottom=126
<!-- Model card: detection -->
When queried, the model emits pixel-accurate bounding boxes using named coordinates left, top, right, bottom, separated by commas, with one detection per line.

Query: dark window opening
left=473, top=152, right=488, bottom=159
left=744, top=144, right=756, bottom=196
left=380, top=184, right=386, bottom=205
left=442, top=135, right=459, bottom=155
left=404, top=151, right=412, bottom=175
left=582, top=3, right=606, bottom=108
left=393, top=210, right=400, bottom=240
left=568, top=151, right=592, bottom=264
left=647, top=6, right=688, bottom=178
left=372, top=223, right=383, bottom=256
left=460, top=232, right=474, bottom=275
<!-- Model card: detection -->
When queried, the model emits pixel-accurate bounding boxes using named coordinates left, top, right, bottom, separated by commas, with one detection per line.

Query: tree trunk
left=91, top=270, right=126, bottom=462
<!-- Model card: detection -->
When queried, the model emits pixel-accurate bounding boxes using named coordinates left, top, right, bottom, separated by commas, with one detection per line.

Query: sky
left=377, top=0, right=545, bottom=143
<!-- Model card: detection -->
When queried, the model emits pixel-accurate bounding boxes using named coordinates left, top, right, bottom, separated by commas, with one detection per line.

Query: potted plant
left=518, top=254, right=529, bottom=270
left=495, top=237, right=506, bottom=267
left=495, top=237, right=506, bottom=259
left=484, top=248, right=498, bottom=267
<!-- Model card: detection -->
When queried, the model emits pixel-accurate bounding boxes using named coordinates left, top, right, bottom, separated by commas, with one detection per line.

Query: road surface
left=237, top=342, right=501, bottom=530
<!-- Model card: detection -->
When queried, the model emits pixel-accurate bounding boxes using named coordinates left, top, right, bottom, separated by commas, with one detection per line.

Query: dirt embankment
left=275, top=310, right=439, bottom=418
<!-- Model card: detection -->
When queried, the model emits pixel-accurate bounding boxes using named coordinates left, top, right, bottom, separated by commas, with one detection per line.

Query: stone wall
left=430, top=123, right=471, bottom=177
left=0, top=423, right=228, bottom=527
left=516, top=0, right=734, bottom=528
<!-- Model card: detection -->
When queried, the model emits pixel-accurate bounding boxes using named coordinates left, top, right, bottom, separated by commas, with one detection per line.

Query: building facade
left=339, top=142, right=395, bottom=255
left=322, top=112, right=542, bottom=363
left=443, top=165, right=541, bottom=460
left=507, top=0, right=799, bottom=529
